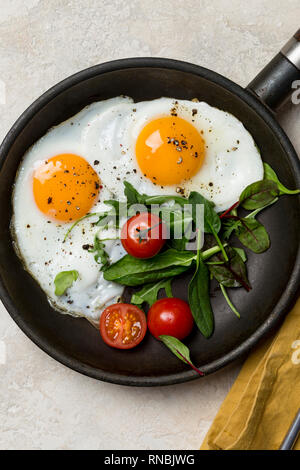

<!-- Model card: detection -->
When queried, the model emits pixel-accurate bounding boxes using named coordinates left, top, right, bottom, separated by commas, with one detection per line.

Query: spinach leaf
left=208, top=246, right=251, bottom=291
left=143, top=195, right=187, bottom=206
left=188, top=233, right=214, bottom=338
left=264, top=163, right=300, bottom=195
left=104, top=244, right=226, bottom=287
left=188, top=191, right=221, bottom=233
left=160, top=206, right=193, bottom=232
left=123, top=181, right=190, bottom=207
left=170, top=223, right=193, bottom=251
left=89, top=236, right=110, bottom=270
left=188, top=191, right=228, bottom=261
left=239, top=180, right=279, bottom=210
left=131, top=278, right=173, bottom=307
left=236, top=217, right=270, bottom=253
left=54, top=270, right=79, bottom=296
left=123, top=182, right=147, bottom=204
left=107, top=264, right=188, bottom=287
left=244, top=197, right=278, bottom=219
left=103, top=248, right=195, bottom=286
left=97, top=200, right=130, bottom=228
left=169, top=208, right=193, bottom=251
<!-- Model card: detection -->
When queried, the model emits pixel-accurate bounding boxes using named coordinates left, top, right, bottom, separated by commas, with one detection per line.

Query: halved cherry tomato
left=100, top=303, right=147, bottom=349
left=121, top=212, right=167, bottom=259
left=147, top=297, right=194, bottom=340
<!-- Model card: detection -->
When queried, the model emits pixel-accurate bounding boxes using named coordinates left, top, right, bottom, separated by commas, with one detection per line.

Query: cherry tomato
left=121, top=212, right=167, bottom=259
left=100, top=303, right=147, bottom=349
left=147, top=297, right=194, bottom=340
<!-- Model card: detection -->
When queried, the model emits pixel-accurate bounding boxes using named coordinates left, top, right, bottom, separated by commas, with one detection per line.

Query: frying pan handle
left=247, top=29, right=300, bottom=111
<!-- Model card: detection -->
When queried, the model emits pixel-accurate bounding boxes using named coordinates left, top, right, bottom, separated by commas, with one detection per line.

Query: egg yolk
left=33, top=154, right=100, bottom=222
left=135, top=116, right=205, bottom=186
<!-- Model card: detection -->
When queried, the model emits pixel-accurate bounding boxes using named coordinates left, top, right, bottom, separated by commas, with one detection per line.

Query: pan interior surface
left=0, top=60, right=299, bottom=385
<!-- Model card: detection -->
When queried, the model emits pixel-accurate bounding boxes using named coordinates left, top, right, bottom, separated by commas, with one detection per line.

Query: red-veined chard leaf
left=222, top=214, right=270, bottom=254
left=159, top=335, right=204, bottom=376
left=208, top=246, right=251, bottom=291
left=131, top=278, right=173, bottom=307
left=236, top=217, right=270, bottom=253
left=239, top=179, right=279, bottom=210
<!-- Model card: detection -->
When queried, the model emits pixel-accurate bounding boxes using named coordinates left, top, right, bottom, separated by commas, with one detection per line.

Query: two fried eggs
left=12, top=96, right=263, bottom=322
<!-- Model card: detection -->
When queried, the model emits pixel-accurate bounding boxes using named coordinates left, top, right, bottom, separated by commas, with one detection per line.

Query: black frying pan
left=0, top=31, right=299, bottom=386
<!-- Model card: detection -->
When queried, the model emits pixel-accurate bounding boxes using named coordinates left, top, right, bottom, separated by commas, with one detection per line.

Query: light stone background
left=0, top=0, right=299, bottom=451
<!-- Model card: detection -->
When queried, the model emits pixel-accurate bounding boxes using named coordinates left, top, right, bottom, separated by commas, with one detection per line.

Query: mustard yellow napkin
left=201, top=297, right=300, bottom=450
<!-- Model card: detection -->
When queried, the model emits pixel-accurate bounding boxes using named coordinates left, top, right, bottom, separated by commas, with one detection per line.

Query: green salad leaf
left=232, top=247, right=247, bottom=262
left=169, top=224, right=193, bottom=251
left=188, top=191, right=228, bottom=261
left=188, top=191, right=221, bottom=233
left=264, top=163, right=300, bottom=196
left=54, top=270, right=79, bottom=296
left=223, top=215, right=270, bottom=254
left=188, top=232, right=214, bottom=338
left=123, top=181, right=147, bottom=204
left=208, top=246, right=251, bottom=291
left=89, top=236, right=110, bottom=270
left=131, top=278, right=173, bottom=307
left=151, top=205, right=193, bottom=251
left=143, top=194, right=187, bottom=206
left=103, top=248, right=195, bottom=286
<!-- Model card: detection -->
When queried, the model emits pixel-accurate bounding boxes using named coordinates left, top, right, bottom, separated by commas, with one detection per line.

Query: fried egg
left=12, top=99, right=129, bottom=323
left=12, top=96, right=263, bottom=323
left=82, top=97, right=263, bottom=212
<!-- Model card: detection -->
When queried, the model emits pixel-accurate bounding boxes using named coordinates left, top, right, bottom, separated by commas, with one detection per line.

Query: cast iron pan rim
left=0, top=57, right=299, bottom=386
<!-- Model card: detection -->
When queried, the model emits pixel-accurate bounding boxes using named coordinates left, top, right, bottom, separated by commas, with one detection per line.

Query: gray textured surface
left=0, top=0, right=299, bottom=450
